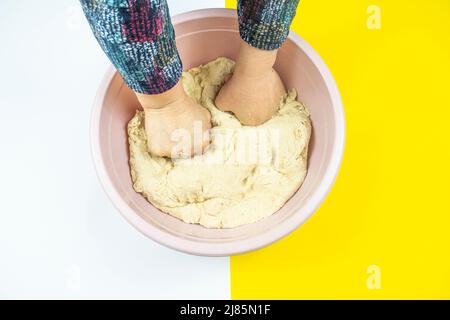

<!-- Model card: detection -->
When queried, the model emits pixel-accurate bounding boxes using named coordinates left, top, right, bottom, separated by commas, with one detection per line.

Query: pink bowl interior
left=93, top=9, right=343, bottom=255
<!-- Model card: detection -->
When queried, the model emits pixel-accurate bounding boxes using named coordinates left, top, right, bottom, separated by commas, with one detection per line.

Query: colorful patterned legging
left=81, top=0, right=299, bottom=95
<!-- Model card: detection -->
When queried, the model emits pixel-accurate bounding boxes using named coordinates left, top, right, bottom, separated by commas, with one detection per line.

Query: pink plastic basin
left=90, top=8, right=345, bottom=256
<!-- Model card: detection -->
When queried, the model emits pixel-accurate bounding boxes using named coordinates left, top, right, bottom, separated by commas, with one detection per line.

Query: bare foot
left=215, top=40, right=286, bottom=126
left=136, top=81, right=211, bottom=158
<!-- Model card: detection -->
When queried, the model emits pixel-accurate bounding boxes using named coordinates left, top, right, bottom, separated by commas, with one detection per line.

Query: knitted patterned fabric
left=81, top=0, right=181, bottom=94
left=238, top=0, right=300, bottom=50
left=81, top=0, right=299, bottom=94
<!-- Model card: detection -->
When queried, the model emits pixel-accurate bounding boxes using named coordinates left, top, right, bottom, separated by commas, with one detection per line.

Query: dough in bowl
left=127, top=57, right=311, bottom=228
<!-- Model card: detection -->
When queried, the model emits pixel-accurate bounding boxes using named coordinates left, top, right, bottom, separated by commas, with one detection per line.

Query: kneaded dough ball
left=128, top=57, right=311, bottom=228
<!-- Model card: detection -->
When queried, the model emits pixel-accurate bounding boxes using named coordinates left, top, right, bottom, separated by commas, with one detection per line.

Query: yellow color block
left=227, top=0, right=450, bottom=299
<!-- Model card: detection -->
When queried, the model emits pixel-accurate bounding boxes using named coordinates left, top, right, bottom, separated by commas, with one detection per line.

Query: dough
left=128, top=57, right=311, bottom=228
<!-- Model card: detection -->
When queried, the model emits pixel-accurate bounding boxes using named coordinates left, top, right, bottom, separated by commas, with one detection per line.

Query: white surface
left=0, top=0, right=229, bottom=299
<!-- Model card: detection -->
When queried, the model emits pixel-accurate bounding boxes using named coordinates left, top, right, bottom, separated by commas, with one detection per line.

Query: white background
left=0, top=0, right=230, bottom=299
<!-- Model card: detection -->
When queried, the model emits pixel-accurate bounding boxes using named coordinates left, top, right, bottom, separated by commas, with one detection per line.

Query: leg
left=216, top=0, right=300, bottom=126
left=81, top=0, right=210, bottom=157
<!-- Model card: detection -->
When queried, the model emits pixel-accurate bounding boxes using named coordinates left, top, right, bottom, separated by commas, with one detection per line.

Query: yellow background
left=226, top=0, right=450, bottom=299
